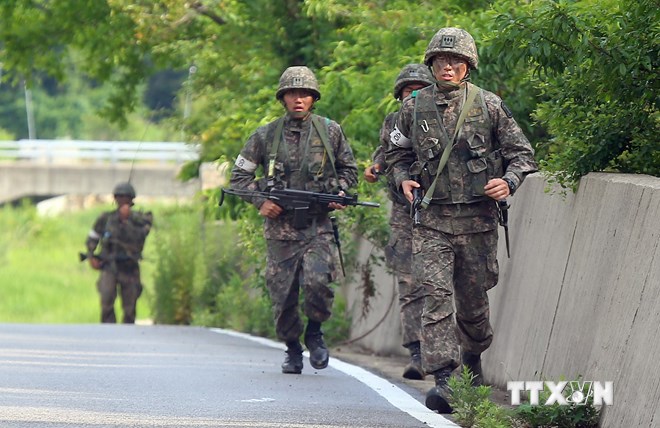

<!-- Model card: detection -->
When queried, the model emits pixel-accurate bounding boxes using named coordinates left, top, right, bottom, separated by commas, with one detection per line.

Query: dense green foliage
left=489, top=0, right=659, bottom=189
left=3, top=0, right=656, bottom=182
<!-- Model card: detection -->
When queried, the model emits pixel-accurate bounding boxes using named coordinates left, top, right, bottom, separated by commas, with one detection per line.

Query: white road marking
left=212, top=328, right=459, bottom=428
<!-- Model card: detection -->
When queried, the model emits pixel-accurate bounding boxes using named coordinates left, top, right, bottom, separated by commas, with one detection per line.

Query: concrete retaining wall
left=344, top=172, right=659, bottom=427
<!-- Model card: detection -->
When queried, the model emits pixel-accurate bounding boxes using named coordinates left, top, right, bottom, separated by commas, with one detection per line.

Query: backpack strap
left=267, top=117, right=285, bottom=187
left=311, top=115, right=339, bottom=183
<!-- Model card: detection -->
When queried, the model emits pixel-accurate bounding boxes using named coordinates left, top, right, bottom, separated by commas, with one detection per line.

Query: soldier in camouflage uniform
left=364, top=64, right=434, bottom=380
left=229, top=66, right=358, bottom=374
left=85, top=182, right=153, bottom=324
left=385, top=28, right=538, bottom=413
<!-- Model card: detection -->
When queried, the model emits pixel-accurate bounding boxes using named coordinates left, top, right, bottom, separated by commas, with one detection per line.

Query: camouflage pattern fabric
left=231, top=113, right=358, bottom=240
left=373, top=112, right=423, bottom=346
left=97, top=266, right=142, bottom=324
left=266, top=234, right=336, bottom=342
left=276, top=66, right=321, bottom=101
left=385, top=202, right=424, bottom=346
left=385, top=80, right=537, bottom=374
left=424, top=27, right=479, bottom=69
left=393, top=64, right=435, bottom=100
left=230, top=112, right=358, bottom=342
left=87, top=209, right=152, bottom=324
left=414, top=227, right=498, bottom=373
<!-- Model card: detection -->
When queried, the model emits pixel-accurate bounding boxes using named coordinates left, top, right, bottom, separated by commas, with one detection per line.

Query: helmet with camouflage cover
left=275, top=66, right=321, bottom=101
left=393, top=64, right=435, bottom=99
left=113, top=182, right=136, bottom=198
left=424, top=27, right=479, bottom=70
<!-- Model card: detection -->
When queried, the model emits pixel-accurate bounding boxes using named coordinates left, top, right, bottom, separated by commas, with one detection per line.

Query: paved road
left=0, top=324, right=456, bottom=428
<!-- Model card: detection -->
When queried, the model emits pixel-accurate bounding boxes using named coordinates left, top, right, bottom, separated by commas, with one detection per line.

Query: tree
left=489, top=0, right=659, bottom=189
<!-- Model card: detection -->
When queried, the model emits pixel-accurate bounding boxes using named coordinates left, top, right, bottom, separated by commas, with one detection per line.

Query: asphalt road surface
left=0, top=324, right=457, bottom=428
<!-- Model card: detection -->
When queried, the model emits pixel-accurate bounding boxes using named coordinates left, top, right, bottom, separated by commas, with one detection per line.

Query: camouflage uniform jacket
left=386, top=83, right=538, bottom=234
left=88, top=210, right=152, bottom=266
left=372, top=111, right=409, bottom=206
left=230, top=113, right=358, bottom=240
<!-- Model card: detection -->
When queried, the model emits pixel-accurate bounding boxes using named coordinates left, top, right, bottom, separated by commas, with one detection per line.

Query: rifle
left=220, top=187, right=380, bottom=229
left=409, top=176, right=423, bottom=226
left=497, top=199, right=511, bottom=258
left=330, top=216, right=346, bottom=277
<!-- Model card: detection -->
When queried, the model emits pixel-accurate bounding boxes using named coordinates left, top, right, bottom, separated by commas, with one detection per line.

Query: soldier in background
left=364, top=64, right=434, bottom=381
left=230, top=66, right=358, bottom=374
left=85, top=182, right=153, bottom=324
left=386, top=28, right=537, bottom=412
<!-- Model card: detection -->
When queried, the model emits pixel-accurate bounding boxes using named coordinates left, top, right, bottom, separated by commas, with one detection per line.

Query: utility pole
left=182, top=64, right=197, bottom=141
left=24, top=80, right=36, bottom=140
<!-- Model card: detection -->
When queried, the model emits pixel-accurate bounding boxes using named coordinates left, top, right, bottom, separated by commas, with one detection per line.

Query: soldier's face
left=401, top=83, right=427, bottom=100
left=432, top=55, right=468, bottom=84
left=114, top=195, right=134, bottom=207
left=282, top=89, right=314, bottom=114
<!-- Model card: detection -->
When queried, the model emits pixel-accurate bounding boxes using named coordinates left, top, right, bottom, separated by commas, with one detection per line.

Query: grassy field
left=0, top=200, right=156, bottom=323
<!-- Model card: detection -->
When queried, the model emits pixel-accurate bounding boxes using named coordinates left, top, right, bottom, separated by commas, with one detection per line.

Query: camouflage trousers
left=413, top=226, right=499, bottom=373
left=266, top=232, right=337, bottom=343
left=384, top=202, right=424, bottom=347
left=97, top=263, right=143, bottom=324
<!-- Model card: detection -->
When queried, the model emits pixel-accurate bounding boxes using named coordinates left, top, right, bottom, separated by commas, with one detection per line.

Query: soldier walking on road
left=364, top=64, right=434, bottom=380
left=85, top=182, right=153, bottom=324
left=230, top=66, right=358, bottom=374
left=386, top=28, right=537, bottom=413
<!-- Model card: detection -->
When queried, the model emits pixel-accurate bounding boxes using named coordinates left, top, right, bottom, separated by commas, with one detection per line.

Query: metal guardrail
left=0, top=140, right=199, bottom=164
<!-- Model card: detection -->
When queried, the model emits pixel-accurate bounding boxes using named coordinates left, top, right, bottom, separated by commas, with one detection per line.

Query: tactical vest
left=100, top=212, right=149, bottom=264
left=409, top=84, right=504, bottom=204
left=266, top=114, right=340, bottom=194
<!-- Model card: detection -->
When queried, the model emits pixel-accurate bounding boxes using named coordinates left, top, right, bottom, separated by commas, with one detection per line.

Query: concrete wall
left=344, top=172, right=660, bottom=427
left=0, top=161, right=199, bottom=203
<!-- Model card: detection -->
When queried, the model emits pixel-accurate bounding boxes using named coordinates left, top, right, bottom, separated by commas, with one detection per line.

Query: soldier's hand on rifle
left=89, top=256, right=102, bottom=270
left=484, top=178, right=510, bottom=201
left=364, top=164, right=382, bottom=183
left=401, top=179, right=420, bottom=203
left=328, top=190, right=348, bottom=211
left=259, top=199, right=283, bottom=219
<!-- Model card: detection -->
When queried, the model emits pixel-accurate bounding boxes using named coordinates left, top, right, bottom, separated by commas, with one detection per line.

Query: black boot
left=304, top=322, right=329, bottom=370
left=281, top=341, right=303, bottom=374
left=425, top=368, right=453, bottom=413
left=402, top=341, right=424, bottom=380
left=462, top=351, right=483, bottom=386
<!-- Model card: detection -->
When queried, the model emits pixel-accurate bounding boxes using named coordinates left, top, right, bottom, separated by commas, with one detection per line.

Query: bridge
left=0, top=140, right=202, bottom=204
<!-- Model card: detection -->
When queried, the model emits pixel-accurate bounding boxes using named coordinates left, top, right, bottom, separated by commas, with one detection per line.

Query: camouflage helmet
left=275, top=66, right=321, bottom=101
left=393, top=64, right=435, bottom=99
left=424, top=27, right=479, bottom=70
left=113, top=182, right=136, bottom=198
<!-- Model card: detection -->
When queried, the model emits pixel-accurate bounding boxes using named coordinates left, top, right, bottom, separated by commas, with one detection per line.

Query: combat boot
left=402, top=341, right=424, bottom=380
left=304, top=331, right=329, bottom=369
left=462, top=351, right=483, bottom=386
left=425, top=368, right=454, bottom=413
left=281, top=341, right=303, bottom=374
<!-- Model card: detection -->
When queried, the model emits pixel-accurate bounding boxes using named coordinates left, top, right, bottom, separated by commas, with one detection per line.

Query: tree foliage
left=489, top=0, right=659, bottom=189
left=1, top=0, right=657, bottom=186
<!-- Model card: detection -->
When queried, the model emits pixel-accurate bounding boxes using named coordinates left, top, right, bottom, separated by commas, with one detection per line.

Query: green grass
left=0, top=201, right=155, bottom=323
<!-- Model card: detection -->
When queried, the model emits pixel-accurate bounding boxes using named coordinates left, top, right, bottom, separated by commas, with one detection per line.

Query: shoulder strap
left=267, top=117, right=285, bottom=187
left=422, top=83, right=479, bottom=208
left=311, top=115, right=339, bottom=181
